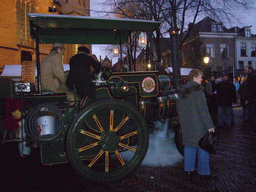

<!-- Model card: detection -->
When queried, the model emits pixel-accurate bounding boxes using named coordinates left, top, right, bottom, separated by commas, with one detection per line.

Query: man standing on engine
left=66, top=46, right=101, bottom=99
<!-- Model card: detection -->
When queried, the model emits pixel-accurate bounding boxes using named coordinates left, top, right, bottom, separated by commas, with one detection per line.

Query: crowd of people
left=178, top=66, right=256, bottom=182
left=205, top=73, right=237, bottom=129
left=204, top=66, right=256, bottom=129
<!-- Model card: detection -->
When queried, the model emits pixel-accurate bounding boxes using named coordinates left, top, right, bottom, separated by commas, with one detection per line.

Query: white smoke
left=120, top=119, right=183, bottom=166
left=141, top=119, right=183, bottom=166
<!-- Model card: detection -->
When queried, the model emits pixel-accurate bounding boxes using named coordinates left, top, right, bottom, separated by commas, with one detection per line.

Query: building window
left=251, top=43, right=256, bottom=57
left=206, top=44, right=215, bottom=58
left=217, top=24, right=223, bottom=32
left=220, top=44, right=229, bottom=59
left=211, top=22, right=223, bottom=32
left=211, top=24, right=217, bottom=32
left=21, top=51, right=32, bottom=63
left=240, top=42, right=247, bottom=57
left=239, top=61, right=244, bottom=69
left=16, top=0, right=34, bottom=48
left=245, top=28, right=251, bottom=38
left=248, top=61, right=252, bottom=66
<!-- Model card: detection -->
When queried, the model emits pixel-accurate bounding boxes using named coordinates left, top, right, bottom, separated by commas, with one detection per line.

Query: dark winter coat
left=205, top=81, right=218, bottom=114
left=216, top=80, right=236, bottom=107
left=178, top=81, right=214, bottom=148
left=66, top=52, right=101, bottom=98
left=246, top=70, right=256, bottom=101
left=238, top=81, right=248, bottom=106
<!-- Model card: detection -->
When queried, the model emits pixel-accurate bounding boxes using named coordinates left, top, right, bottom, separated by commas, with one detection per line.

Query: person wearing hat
left=66, top=46, right=101, bottom=99
left=40, top=43, right=74, bottom=102
left=216, top=73, right=236, bottom=129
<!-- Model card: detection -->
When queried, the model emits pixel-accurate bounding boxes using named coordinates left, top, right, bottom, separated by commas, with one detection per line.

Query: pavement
left=0, top=106, right=255, bottom=191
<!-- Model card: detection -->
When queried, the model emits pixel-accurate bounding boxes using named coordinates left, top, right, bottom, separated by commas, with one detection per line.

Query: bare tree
left=106, top=0, right=253, bottom=43
left=102, top=0, right=254, bottom=70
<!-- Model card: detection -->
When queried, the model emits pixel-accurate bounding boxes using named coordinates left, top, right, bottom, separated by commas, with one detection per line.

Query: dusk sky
left=90, top=0, right=256, bottom=62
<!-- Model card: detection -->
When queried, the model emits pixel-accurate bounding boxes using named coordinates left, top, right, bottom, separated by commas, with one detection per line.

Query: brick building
left=101, top=56, right=112, bottom=69
left=0, top=0, right=90, bottom=76
left=181, top=17, right=256, bottom=79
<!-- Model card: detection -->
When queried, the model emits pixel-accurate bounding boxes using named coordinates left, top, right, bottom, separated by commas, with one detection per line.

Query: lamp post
left=169, top=27, right=180, bottom=90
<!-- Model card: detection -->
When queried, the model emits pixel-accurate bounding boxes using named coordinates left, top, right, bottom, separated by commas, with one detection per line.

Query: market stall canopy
left=28, top=13, right=161, bottom=44
left=1, top=65, right=22, bottom=77
left=165, top=67, right=193, bottom=76
left=1, top=65, right=70, bottom=78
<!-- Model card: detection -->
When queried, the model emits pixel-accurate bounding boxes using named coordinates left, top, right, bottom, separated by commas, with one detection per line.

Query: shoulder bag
left=198, top=131, right=217, bottom=154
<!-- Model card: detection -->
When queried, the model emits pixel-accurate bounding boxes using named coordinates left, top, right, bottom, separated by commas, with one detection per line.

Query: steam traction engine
left=0, top=14, right=181, bottom=183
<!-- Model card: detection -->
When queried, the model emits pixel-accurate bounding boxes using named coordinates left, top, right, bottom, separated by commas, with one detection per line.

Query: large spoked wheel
left=66, top=99, right=149, bottom=182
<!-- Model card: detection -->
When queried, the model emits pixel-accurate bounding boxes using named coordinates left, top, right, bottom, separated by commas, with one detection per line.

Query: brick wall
left=21, top=61, right=36, bottom=83
left=0, top=0, right=19, bottom=65
left=0, top=0, right=90, bottom=72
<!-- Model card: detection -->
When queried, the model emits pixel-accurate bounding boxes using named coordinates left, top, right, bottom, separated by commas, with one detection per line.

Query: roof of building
left=184, top=16, right=255, bottom=38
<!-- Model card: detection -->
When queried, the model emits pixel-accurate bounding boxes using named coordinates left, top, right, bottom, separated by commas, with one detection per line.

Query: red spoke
left=105, top=151, right=109, bottom=172
left=80, top=129, right=101, bottom=140
left=114, top=150, right=125, bottom=166
left=88, top=150, right=104, bottom=167
left=78, top=142, right=99, bottom=153
left=110, top=110, right=114, bottom=131
left=118, top=143, right=136, bottom=152
left=92, top=114, right=104, bottom=132
left=114, top=116, right=129, bottom=132
left=120, top=130, right=137, bottom=140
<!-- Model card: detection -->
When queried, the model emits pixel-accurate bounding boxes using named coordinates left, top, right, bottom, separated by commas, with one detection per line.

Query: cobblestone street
left=1, top=106, right=255, bottom=191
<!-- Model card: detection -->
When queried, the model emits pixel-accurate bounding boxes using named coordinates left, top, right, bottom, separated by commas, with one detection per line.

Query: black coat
left=66, top=53, right=101, bottom=98
left=246, top=71, right=256, bottom=101
left=216, top=80, right=236, bottom=107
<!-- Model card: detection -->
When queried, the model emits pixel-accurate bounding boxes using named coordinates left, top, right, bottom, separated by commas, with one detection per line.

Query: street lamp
left=113, top=46, right=119, bottom=57
left=203, top=56, right=210, bottom=65
left=147, top=63, right=151, bottom=71
left=139, top=32, right=147, bottom=49
left=203, top=56, right=214, bottom=76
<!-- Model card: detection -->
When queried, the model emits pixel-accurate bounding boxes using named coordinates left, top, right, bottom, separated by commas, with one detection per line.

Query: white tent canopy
left=1, top=65, right=22, bottom=77
left=165, top=67, right=193, bottom=76
left=1, top=64, right=70, bottom=77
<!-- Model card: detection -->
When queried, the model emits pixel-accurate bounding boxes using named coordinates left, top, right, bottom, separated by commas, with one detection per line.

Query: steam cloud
left=120, top=119, right=183, bottom=166
left=141, top=119, right=183, bottom=166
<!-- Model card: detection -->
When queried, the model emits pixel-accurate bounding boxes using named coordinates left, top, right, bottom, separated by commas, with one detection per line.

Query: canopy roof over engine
left=28, top=13, right=161, bottom=44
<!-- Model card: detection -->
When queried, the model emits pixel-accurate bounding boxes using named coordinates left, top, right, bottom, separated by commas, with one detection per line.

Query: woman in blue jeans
left=178, top=69, right=215, bottom=180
